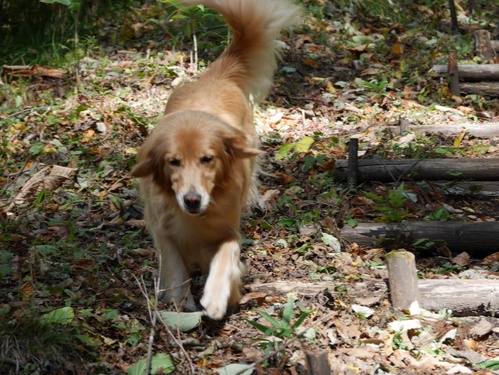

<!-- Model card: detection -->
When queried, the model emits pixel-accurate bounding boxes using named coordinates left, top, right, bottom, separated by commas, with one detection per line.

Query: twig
left=133, top=275, right=195, bottom=374
left=143, top=276, right=158, bottom=375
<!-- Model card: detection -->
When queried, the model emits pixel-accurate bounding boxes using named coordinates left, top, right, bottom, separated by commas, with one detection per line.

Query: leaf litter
left=1, top=1, right=499, bottom=374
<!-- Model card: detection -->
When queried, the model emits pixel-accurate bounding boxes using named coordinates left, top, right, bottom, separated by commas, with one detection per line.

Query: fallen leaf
left=275, top=172, right=293, bottom=184
left=159, top=310, right=203, bottom=332
left=239, top=292, right=269, bottom=305
left=470, top=318, right=494, bottom=337
left=81, top=129, right=96, bottom=143
left=361, top=67, right=383, bottom=76
left=218, top=364, right=253, bottom=375
left=391, top=42, right=404, bottom=55
left=388, top=319, right=422, bottom=332
left=21, top=282, right=33, bottom=301
left=351, top=304, right=374, bottom=318
left=452, top=252, right=470, bottom=266
left=302, top=56, right=319, bottom=69
left=453, top=129, right=467, bottom=147
left=480, top=252, right=499, bottom=265
left=70, top=258, right=96, bottom=270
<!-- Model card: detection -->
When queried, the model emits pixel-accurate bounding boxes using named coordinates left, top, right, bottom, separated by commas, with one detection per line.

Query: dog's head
left=131, top=110, right=260, bottom=216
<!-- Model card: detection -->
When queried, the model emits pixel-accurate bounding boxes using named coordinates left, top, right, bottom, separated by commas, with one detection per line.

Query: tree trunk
left=334, top=158, right=499, bottom=183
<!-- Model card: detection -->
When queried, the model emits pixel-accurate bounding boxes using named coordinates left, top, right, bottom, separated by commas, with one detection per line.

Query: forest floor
left=1, top=1, right=499, bottom=374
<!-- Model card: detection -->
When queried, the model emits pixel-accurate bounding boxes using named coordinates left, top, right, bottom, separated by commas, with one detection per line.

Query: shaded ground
left=1, top=1, right=499, bottom=374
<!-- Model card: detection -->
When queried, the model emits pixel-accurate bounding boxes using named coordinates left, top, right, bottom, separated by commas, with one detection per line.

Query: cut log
left=385, top=250, right=420, bottom=311
left=334, top=158, right=499, bottom=183
left=247, top=279, right=499, bottom=316
left=431, top=64, right=499, bottom=81
left=340, top=222, right=499, bottom=253
left=384, top=123, right=499, bottom=138
left=460, top=81, right=499, bottom=97
left=247, top=280, right=387, bottom=302
left=418, top=279, right=499, bottom=316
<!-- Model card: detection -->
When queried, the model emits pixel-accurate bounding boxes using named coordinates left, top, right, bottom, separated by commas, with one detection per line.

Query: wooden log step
left=383, top=123, right=499, bottom=138
left=431, top=64, right=499, bottom=81
left=334, top=158, right=499, bottom=183
left=339, top=222, right=499, bottom=253
left=460, top=81, right=499, bottom=97
left=247, top=279, right=499, bottom=316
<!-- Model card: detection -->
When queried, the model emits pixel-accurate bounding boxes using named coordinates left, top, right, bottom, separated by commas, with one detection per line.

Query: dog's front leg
left=201, top=239, right=243, bottom=320
left=157, top=242, right=196, bottom=312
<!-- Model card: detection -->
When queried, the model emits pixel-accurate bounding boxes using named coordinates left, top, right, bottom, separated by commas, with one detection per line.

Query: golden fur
left=131, top=0, right=299, bottom=320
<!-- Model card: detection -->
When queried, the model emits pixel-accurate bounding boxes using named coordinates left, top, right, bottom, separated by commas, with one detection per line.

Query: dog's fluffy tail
left=179, top=0, right=300, bottom=102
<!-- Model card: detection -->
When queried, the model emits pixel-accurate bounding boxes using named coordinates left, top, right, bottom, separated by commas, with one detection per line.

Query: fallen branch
left=2, top=165, right=77, bottom=218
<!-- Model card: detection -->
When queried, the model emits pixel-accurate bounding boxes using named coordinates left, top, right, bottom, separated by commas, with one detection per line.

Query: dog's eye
left=169, top=158, right=181, bottom=167
left=200, top=156, right=213, bottom=164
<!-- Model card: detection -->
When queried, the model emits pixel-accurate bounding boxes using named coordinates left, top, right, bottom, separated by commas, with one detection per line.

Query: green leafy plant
left=475, top=360, right=499, bottom=371
left=363, top=183, right=416, bottom=223
left=247, top=296, right=314, bottom=362
left=127, top=353, right=175, bottom=375
left=392, top=330, right=410, bottom=350
left=428, top=207, right=450, bottom=221
left=0, top=307, right=93, bottom=373
left=276, top=136, right=315, bottom=161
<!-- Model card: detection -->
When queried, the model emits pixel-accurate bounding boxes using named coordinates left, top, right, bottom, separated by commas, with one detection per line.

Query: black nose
left=183, top=193, right=201, bottom=213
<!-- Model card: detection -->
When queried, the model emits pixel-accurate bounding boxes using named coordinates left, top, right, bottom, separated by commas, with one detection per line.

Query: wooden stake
left=347, top=138, right=359, bottom=189
left=474, top=30, right=493, bottom=62
left=448, top=50, right=460, bottom=96
left=385, top=250, right=420, bottom=311
left=448, top=0, right=459, bottom=33
left=306, top=351, right=330, bottom=375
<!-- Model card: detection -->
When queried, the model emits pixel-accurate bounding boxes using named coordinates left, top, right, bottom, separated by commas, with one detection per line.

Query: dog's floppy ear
left=220, top=125, right=261, bottom=159
left=131, top=158, right=153, bottom=177
left=131, top=136, right=164, bottom=178
left=227, top=137, right=261, bottom=159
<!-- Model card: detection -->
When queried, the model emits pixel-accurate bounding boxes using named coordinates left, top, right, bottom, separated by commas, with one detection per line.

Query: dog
left=131, top=0, right=299, bottom=320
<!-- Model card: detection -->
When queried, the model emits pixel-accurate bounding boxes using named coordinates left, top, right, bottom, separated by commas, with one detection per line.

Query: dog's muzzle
left=183, top=192, right=202, bottom=214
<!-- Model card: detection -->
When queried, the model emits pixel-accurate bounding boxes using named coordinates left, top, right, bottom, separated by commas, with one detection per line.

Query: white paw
left=200, top=282, right=230, bottom=320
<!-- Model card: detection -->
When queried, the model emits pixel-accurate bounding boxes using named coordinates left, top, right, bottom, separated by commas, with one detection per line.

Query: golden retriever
left=131, top=0, right=299, bottom=320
